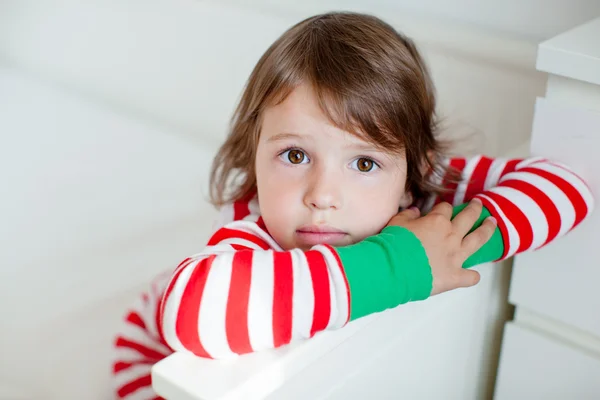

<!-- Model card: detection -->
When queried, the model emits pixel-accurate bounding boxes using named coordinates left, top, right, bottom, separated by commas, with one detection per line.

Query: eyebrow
left=266, top=132, right=304, bottom=143
left=266, top=131, right=381, bottom=152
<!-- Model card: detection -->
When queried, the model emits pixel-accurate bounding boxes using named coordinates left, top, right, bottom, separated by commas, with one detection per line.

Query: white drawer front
left=509, top=97, right=600, bottom=337
left=495, top=322, right=600, bottom=399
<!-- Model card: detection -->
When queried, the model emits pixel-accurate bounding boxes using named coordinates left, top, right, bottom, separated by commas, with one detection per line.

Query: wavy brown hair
left=210, top=11, right=455, bottom=207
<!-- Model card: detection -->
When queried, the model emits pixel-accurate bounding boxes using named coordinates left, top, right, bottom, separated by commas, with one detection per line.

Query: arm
left=158, top=220, right=432, bottom=359
left=438, top=155, right=594, bottom=262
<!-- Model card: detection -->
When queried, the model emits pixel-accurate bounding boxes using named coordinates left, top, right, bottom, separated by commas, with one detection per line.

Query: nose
left=304, top=166, right=342, bottom=211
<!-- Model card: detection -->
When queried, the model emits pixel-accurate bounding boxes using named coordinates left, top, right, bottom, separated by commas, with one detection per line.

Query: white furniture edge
left=505, top=14, right=600, bottom=360
left=536, top=16, right=600, bottom=86
left=151, top=140, right=531, bottom=400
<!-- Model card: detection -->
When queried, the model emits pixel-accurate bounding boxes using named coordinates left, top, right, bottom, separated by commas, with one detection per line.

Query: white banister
left=494, top=16, right=600, bottom=399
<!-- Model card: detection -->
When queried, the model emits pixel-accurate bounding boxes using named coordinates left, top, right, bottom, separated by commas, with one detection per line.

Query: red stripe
left=323, top=245, right=351, bottom=324
left=175, top=257, right=192, bottom=270
left=306, top=251, right=331, bottom=337
left=115, top=337, right=168, bottom=361
left=207, top=227, right=270, bottom=250
left=256, top=216, right=269, bottom=233
left=117, top=373, right=152, bottom=398
left=549, top=161, right=593, bottom=191
left=464, top=157, right=493, bottom=202
left=113, top=360, right=154, bottom=373
left=500, top=159, right=522, bottom=177
left=157, top=258, right=194, bottom=346
left=233, top=192, right=255, bottom=221
left=125, top=311, right=147, bottom=331
left=440, top=158, right=467, bottom=204
left=478, top=196, right=512, bottom=259
left=154, top=296, right=171, bottom=351
left=521, top=166, right=588, bottom=229
left=485, top=191, right=534, bottom=253
left=226, top=251, right=253, bottom=354
left=257, top=217, right=272, bottom=236
left=272, top=252, right=294, bottom=348
left=500, top=179, right=561, bottom=246
left=176, top=256, right=216, bottom=358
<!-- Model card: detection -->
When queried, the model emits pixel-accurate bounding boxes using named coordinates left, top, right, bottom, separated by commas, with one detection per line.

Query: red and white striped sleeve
left=435, top=155, right=594, bottom=260
left=157, top=219, right=351, bottom=359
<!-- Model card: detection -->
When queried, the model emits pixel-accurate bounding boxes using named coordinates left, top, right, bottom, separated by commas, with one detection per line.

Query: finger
left=454, top=269, right=481, bottom=288
left=452, top=198, right=483, bottom=236
left=389, top=206, right=421, bottom=225
left=428, top=201, right=453, bottom=219
left=461, top=216, right=497, bottom=257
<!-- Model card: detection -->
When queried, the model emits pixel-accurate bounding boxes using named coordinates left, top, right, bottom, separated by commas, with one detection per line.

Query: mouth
left=296, top=225, right=348, bottom=247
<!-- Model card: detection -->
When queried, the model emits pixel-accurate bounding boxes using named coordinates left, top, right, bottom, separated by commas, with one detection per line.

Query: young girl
left=112, top=12, right=594, bottom=399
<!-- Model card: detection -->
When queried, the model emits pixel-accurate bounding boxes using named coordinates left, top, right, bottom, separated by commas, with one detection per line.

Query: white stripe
left=198, top=253, right=236, bottom=359
left=117, top=322, right=171, bottom=357
left=322, top=252, right=340, bottom=329
left=246, top=195, right=262, bottom=222
left=532, top=162, right=595, bottom=212
left=316, top=245, right=349, bottom=328
left=113, top=363, right=153, bottom=395
left=478, top=194, right=520, bottom=258
left=247, top=250, right=275, bottom=351
left=114, top=347, right=150, bottom=364
left=485, top=186, right=548, bottom=251
left=191, top=243, right=236, bottom=258
left=226, top=221, right=283, bottom=250
left=516, top=156, right=546, bottom=169
left=484, top=157, right=509, bottom=190
left=217, top=237, right=266, bottom=250
left=170, top=257, right=197, bottom=281
left=213, top=203, right=235, bottom=231
left=290, top=249, right=314, bottom=341
left=453, top=155, right=482, bottom=205
left=496, top=171, right=576, bottom=239
left=160, top=261, right=197, bottom=353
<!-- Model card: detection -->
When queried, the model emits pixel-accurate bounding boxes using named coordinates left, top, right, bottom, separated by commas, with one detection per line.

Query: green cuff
left=450, top=203, right=504, bottom=268
left=336, top=226, right=432, bottom=321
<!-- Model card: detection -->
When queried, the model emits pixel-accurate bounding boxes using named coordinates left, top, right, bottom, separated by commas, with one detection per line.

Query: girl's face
left=255, top=84, right=413, bottom=251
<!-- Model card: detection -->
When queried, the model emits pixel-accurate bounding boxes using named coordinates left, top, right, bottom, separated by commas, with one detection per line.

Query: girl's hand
left=387, top=199, right=497, bottom=296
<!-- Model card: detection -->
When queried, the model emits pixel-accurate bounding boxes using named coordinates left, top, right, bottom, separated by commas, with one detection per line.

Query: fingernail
left=488, top=216, right=497, bottom=225
left=409, top=206, right=420, bottom=212
left=471, top=198, right=482, bottom=205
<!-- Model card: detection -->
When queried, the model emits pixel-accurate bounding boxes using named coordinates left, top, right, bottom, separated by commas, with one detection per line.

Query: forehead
left=261, top=84, right=373, bottom=148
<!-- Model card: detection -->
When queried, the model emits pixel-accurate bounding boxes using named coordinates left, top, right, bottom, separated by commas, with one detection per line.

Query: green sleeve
left=336, top=225, right=432, bottom=321
left=335, top=204, right=504, bottom=321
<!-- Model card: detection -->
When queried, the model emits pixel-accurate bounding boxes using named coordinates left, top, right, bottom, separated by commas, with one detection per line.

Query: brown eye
left=287, top=149, right=305, bottom=164
left=356, top=157, right=375, bottom=172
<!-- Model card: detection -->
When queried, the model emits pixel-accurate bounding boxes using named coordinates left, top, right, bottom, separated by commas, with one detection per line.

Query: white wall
left=340, top=0, right=600, bottom=41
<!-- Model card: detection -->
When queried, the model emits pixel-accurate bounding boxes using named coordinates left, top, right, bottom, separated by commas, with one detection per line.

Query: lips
left=296, top=225, right=348, bottom=247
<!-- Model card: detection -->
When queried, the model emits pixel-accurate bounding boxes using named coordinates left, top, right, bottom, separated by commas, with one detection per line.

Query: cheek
left=347, top=174, right=406, bottom=239
left=255, top=153, right=303, bottom=246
